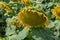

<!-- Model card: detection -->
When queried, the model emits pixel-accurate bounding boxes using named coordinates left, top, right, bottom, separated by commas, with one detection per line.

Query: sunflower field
left=0, top=0, right=60, bottom=40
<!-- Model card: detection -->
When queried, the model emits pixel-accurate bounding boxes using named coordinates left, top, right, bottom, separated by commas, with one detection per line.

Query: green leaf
left=6, top=25, right=16, bottom=36
left=48, top=20, right=59, bottom=28
left=8, top=27, right=29, bottom=40
left=31, top=27, right=54, bottom=40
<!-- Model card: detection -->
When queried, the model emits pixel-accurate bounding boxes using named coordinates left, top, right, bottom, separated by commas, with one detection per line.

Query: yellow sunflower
left=0, top=2, right=12, bottom=13
left=52, top=5, right=60, bottom=19
left=16, top=8, right=49, bottom=29
left=21, top=0, right=31, bottom=6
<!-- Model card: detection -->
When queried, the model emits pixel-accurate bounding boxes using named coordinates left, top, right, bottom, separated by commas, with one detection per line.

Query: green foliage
left=0, top=0, right=60, bottom=40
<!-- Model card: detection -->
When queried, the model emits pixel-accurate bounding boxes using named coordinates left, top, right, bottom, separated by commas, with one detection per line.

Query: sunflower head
left=0, top=2, right=12, bottom=13
left=16, top=8, right=49, bottom=28
left=21, top=0, right=31, bottom=6
left=52, top=5, right=60, bottom=19
left=17, top=8, right=49, bottom=26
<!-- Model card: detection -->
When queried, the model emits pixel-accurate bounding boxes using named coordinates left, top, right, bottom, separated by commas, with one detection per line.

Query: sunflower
left=21, top=0, right=31, bottom=6
left=16, top=8, right=49, bottom=29
left=0, top=2, right=12, bottom=13
left=52, top=5, right=60, bottom=19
